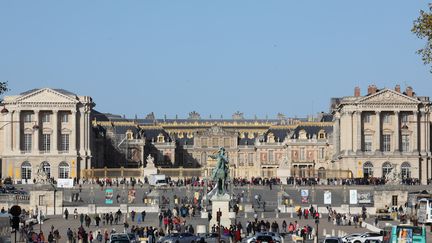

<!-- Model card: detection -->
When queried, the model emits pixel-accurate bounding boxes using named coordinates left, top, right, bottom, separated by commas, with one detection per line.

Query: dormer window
left=157, top=133, right=165, bottom=143
left=126, top=130, right=133, bottom=140
left=298, top=130, right=307, bottom=140
left=267, top=133, right=275, bottom=143
left=318, top=130, right=326, bottom=139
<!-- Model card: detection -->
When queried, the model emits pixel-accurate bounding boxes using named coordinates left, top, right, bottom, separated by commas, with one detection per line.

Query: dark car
left=255, top=235, right=274, bottom=243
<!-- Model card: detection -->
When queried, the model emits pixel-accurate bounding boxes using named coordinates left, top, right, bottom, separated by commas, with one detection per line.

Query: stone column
left=33, top=110, right=39, bottom=152
left=5, top=112, right=12, bottom=151
left=52, top=110, right=58, bottom=153
left=79, top=108, right=85, bottom=155
left=394, top=111, right=399, bottom=152
left=355, top=111, right=362, bottom=153
left=71, top=111, right=77, bottom=152
left=375, top=111, right=381, bottom=152
left=413, top=111, right=419, bottom=152
left=348, top=111, right=354, bottom=153
left=15, top=110, right=21, bottom=151
left=420, top=158, right=428, bottom=185
left=333, top=114, right=341, bottom=154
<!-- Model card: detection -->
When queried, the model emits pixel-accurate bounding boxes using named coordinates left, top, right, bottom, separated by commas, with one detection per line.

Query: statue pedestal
left=277, top=167, right=291, bottom=184
left=209, top=193, right=231, bottom=230
left=143, top=166, right=158, bottom=177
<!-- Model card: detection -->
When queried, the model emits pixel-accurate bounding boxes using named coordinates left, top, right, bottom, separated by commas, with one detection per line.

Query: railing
left=0, top=194, right=30, bottom=204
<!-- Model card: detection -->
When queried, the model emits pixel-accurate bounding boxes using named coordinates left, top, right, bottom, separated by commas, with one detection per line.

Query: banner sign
left=357, top=192, right=372, bottom=204
left=128, top=189, right=136, bottom=204
left=105, top=189, right=113, bottom=204
left=301, top=190, right=309, bottom=203
left=324, top=191, right=332, bottom=205
left=349, top=190, right=358, bottom=204
left=57, top=179, right=74, bottom=188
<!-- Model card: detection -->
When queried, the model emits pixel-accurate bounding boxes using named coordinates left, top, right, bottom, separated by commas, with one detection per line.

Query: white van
left=148, top=174, right=167, bottom=187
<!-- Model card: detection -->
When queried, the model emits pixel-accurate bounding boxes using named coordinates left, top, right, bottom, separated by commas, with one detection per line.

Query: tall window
left=23, top=134, right=32, bottom=152
left=382, top=134, right=391, bottom=152
left=42, top=134, right=51, bottom=152
left=21, top=161, right=32, bottom=180
left=42, top=113, right=50, bottom=123
left=383, top=113, right=391, bottom=123
left=364, top=135, right=373, bottom=152
left=61, top=113, right=69, bottom=123
left=363, top=161, right=374, bottom=178
left=248, top=153, right=254, bottom=166
left=223, top=138, right=230, bottom=148
left=382, top=162, right=393, bottom=177
left=201, top=138, right=208, bottom=148
left=363, top=114, right=371, bottom=123
left=212, top=138, right=219, bottom=148
left=401, top=162, right=411, bottom=179
left=401, top=113, right=409, bottom=124
left=319, top=148, right=325, bottom=159
left=300, top=148, right=305, bottom=160
left=41, top=161, right=51, bottom=178
left=401, top=135, right=410, bottom=152
left=58, top=162, right=70, bottom=179
left=268, top=150, right=274, bottom=162
left=24, top=113, right=32, bottom=122
left=239, top=153, right=245, bottom=166
left=60, top=134, right=69, bottom=152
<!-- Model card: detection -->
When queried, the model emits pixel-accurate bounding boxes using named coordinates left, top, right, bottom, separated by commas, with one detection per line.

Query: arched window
left=401, top=162, right=411, bottom=179
left=382, top=162, right=393, bottom=177
left=58, top=162, right=70, bottom=179
left=21, top=161, right=32, bottom=180
left=41, top=161, right=50, bottom=178
left=318, top=167, right=326, bottom=179
left=363, top=161, right=374, bottom=178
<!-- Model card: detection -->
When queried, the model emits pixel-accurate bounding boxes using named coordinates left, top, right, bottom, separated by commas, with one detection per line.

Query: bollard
left=245, top=212, right=248, bottom=218
left=261, top=212, right=265, bottom=218
left=323, top=229, right=326, bottom=237
left=331, top=229, right=335, bottom=236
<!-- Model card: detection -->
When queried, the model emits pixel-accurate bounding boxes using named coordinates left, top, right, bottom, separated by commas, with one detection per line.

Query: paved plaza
left=8, top=183, right=432, bottom=242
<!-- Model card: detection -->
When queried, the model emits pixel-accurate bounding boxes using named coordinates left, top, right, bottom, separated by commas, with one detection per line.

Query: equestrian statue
left=209, top=147, right=229, bottom=196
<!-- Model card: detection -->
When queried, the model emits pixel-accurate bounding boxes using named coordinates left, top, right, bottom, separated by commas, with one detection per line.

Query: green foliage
left=412, top=4, right=432, bottom=72
left=0, top=82, right=8, bottom=96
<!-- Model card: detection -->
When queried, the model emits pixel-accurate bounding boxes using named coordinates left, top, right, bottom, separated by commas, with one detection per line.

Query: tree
left=0, top=82, right=7, bottom=96
left=412, top=4, right=432, bottom=72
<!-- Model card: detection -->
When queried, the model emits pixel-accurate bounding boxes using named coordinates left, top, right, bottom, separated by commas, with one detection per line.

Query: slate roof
left=290, top=125, right=333, bottom=139
left=20, top=88, right=77, bottom=96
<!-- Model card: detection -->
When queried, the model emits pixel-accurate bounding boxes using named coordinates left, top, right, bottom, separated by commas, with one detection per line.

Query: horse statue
left=208, top=147, right=229, bottom=196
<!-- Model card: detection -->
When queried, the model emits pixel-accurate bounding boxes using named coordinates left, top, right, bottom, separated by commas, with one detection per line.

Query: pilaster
left=33, top=110, right=39, bottom=152
left=394, top=111, right=399, bottom=153
left=375, top=111, right=381, bottom=152
left=52, top=110, right=58, bottom=153
left=14, top=110, right=21, bottom=152
left=413, top=111, right=419, bottom=152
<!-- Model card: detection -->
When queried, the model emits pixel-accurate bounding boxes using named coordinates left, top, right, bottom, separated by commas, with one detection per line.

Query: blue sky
left=1, top=1, right=431, bottom=119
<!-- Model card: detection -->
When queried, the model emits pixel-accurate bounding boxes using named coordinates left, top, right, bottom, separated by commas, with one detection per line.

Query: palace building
left=0, top=88, right=94, bottom=182
left=1, top=85, right=431, bottom=184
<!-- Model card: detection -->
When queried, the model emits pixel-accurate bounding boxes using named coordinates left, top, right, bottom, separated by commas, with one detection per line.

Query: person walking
left=64, top=208, right=69, bottom=220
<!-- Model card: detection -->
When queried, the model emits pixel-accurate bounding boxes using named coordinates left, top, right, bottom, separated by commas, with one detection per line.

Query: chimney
left=367, top=85, right=377, bottom=95
left=406, top=86, right=413, bottom=97
left=395, top=84, right=401, bottom=93
left=354, top=86, right=361, bottom=97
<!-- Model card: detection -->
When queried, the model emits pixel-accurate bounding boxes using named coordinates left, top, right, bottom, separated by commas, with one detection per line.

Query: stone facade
left=332, top=85, right=432, bottom=184
left=0, top=88, right=94, bottom=182
left=2, top=84, right=432, bottom=185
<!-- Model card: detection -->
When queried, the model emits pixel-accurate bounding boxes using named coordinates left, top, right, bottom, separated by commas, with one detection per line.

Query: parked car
left=199, top=233, right=230, bottom=243
left=246, top=232, right=281, bottom=243
left=322, top=237, right=344, bottom=243
left=158, top=233, right=201, bottom=243
left=110, top=233, right=131, bottom=243
left=375, top=209, right=391, bottom=220
left=254, top=235, right=274, bottom=243
left=342, top=233, right=362, bottom=243
left=347, top=232, right=383, bottom=243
